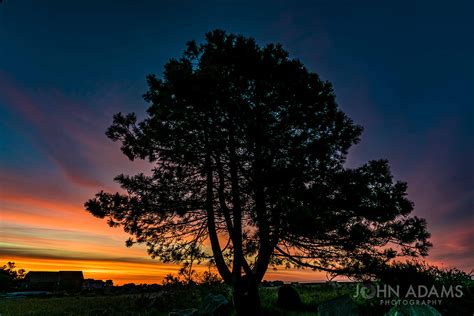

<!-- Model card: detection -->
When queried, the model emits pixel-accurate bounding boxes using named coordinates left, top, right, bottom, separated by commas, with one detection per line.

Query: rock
left=385, top=305, right=442, bottom=316
left=277, top=285, right=302, bottom=310
left=199, top=293, right=231, bottom=316
left=318, top=295, right=359, bottom=316
left=168, top=308, right=199, bottom=316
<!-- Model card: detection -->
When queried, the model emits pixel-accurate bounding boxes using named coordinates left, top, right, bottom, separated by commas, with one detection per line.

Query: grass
left=0, top=295, right=168, bottom=316
left=260, top=284, right=354, bottom=315
left=0, top=284, right=355, bottom=316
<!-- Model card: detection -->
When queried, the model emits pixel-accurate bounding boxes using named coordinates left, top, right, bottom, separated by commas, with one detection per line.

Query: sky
left=0, top=0, right=473, bottom=284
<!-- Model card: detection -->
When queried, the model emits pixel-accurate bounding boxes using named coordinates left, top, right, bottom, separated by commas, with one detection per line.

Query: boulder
left=318, top=295, right=359, bottom=316
left=199, top=293, right=231, bottom=316
left=385, top=305, right=441, bottom=316
left=277, top=285, right=302, bottom=310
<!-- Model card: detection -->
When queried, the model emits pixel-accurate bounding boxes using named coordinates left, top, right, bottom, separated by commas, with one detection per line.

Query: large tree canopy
left=85, top=30, right=431, bottom=313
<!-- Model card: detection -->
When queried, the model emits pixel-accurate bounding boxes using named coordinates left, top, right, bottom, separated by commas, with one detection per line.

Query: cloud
left=0, top=245, right=149, bottom=264
left=396, top=110, right=472, bottom=207
left=0, top=254, right=182, bottom=285
left=0, top=72, right=150, bottom=192
left=427, top=220, right=474, bottom=271
left=0, top=74, right=159, bottom=285
left=0, top=247, right=333, bottom=284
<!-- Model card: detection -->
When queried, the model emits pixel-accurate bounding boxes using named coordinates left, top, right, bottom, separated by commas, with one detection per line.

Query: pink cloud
left=426, top=219, right=474, bottom=271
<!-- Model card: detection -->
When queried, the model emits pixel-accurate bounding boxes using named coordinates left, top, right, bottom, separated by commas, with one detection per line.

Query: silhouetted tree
left=0, top=261, right=25, bottom=291
left=85, top=30, right=431, bottom=314
left=104, top=280, right=114, bottom=287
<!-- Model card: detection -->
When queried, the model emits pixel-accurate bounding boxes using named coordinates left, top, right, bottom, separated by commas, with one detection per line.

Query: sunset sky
left=0, top=1, right=473, bottom=285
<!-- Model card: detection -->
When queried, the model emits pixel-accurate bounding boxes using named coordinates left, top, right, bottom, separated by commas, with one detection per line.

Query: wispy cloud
left=0, top=72, right=149, bottom=191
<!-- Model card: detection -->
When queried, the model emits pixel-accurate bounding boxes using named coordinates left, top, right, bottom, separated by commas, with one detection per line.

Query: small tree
left=85, top=30, right=431, bottom=314
left=104, top=280, right=114, bottom=287
left=0, top=261, right=25, bottom=291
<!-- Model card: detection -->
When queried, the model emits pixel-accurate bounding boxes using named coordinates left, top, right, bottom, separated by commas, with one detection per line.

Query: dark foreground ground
left=1, top=283, right=472, bottom=315
left=0, top=283, right=349, bottom=316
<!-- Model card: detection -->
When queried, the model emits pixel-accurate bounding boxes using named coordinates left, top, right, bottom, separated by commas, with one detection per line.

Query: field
left=0, top=284, right=355, bottom=316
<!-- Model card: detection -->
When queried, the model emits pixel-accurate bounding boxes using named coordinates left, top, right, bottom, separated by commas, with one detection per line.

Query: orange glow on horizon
left=5, top=256, right=333, bottom=285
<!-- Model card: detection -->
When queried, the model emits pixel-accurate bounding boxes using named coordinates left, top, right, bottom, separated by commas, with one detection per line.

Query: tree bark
left=204, top=148, right=232, bottom=284
left=232, top=275, right=262, bottom=315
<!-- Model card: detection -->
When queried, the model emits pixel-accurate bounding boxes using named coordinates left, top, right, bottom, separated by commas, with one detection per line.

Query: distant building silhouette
left=24, top=271, right=83, bottom=291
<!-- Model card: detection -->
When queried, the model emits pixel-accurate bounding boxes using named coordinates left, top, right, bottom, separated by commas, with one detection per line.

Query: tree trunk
left=232, top=275, right=262, bottom=315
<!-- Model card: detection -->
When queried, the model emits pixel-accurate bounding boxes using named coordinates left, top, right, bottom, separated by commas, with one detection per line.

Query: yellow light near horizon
left=6, top=256, right=334, bottom=285
left=6, top=257, right=182, bottom=285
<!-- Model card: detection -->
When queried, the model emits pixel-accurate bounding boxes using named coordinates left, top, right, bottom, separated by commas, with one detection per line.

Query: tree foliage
left=0, top=261, right=25, bottom=291
left=85, top=29, right=431, bottom=311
